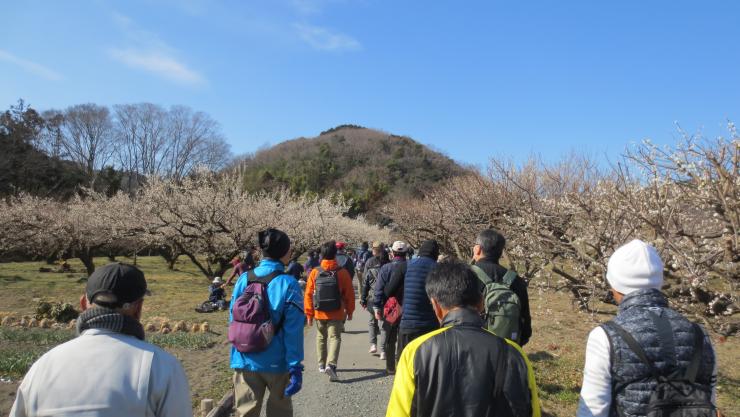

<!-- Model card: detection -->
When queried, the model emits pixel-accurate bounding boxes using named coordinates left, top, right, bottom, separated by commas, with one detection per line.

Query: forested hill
left=234, top=125, right=468, bottom=220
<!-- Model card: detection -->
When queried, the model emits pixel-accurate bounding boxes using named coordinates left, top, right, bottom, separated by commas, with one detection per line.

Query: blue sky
left=2, top=1, right=739, bottom=168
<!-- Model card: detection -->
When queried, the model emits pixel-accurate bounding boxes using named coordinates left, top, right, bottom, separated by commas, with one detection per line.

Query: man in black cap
left=10, top=263, right=193, bottom=417
left=229, top=228, right=305, bottom=417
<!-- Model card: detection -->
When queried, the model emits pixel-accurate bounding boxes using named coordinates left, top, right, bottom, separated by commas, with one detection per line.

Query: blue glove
left=284, top=365, right=303, bottom=397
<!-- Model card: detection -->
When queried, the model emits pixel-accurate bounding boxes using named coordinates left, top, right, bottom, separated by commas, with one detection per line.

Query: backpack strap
left=685, top=323, right=705, bottom=383
left=471, top=265, right=493, bottom=285
left=647, top=310, right=677, bottom=370
left=247, top=270, right=283, bottom=285
left=246, top=270, right=288, bottom=335
left=602, top=320, right=662, bottom=380
left=501, top=270, right=517, bottom=286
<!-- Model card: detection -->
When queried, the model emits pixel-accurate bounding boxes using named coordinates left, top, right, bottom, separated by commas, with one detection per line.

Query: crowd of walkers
left=9, top=227, right=721, bottom=417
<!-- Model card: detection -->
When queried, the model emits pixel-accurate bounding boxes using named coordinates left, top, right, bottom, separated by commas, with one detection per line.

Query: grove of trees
left=2, top=99, right=736, bottom=334
left=0, top=172, right=390, bottom=278
left=388, top=128, right=738, bottom=334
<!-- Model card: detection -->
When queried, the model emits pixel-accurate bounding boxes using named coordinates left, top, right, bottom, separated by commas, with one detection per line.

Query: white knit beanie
left=606, top=239, right=664, bottom=295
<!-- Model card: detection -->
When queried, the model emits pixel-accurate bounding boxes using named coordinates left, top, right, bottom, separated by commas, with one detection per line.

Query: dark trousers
left=398, top=326, right=438, bottom=355
left=382, top=320, right=401, bottom=372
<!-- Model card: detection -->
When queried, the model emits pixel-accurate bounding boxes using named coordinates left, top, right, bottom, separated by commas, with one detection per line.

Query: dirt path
left=292, top=306, right=393, bottom=417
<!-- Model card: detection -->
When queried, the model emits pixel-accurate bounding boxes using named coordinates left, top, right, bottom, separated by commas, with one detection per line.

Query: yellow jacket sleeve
left=505, top=339, right=542, bottom=417
left=386, top=341, right=416, bottom=417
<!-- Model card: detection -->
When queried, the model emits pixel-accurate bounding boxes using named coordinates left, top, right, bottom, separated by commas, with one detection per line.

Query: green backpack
left=470, top=265, right=522, bottom=343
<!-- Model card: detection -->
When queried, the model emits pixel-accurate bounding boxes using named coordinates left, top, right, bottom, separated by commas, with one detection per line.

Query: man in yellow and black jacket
left=386, top=261, right=541, bottom=417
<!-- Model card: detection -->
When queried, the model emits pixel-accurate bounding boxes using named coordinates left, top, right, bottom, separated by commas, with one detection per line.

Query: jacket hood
left=320, top=259, right=339, bottom=270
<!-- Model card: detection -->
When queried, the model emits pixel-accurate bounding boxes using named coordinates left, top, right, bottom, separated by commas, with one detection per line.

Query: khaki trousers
left=316, top=319, right=343, bottom=367
left=233, top=370, right=292, bottom=417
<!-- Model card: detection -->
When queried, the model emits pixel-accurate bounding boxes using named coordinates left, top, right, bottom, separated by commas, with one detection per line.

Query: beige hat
left=371, top=241, right=383, bottom=249
left=606, top=239, right=664, bottom=295
left=391, top=241, right=408, bottom=253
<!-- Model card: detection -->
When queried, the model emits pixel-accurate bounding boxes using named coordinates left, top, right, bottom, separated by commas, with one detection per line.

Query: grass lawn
left=0, top=256, right=232, bottom=414
left=0, top=256, right=738, bottom=416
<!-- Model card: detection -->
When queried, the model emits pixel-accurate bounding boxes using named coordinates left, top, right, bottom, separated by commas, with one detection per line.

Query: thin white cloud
left=295, top=23, right=361, bottom=51
left=289, top=0, right=354, bottom=15
left=108, top=48, right=205, bottom=86
left=109, top=12, right=206, bottom=86
left=0, top=49, right=63, bottom=81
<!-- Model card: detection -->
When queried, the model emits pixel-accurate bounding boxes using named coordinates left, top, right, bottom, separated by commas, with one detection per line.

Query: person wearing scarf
left=10, top=263, right=193, bottom=417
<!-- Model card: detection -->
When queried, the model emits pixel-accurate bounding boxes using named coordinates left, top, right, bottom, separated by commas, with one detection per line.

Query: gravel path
left=292, top=306, right=394, bottom=417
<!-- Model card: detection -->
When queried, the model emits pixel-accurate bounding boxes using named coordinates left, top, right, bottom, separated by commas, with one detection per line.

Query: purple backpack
left=228, top=270, right=283, bottom=353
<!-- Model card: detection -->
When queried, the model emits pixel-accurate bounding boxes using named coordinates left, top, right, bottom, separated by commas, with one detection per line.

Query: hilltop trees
left=233, top=125, right=466, bottom=219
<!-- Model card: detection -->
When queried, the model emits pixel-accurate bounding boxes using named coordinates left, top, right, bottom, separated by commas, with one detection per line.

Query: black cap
left=258, top=228, right=291, bottom=259
left=418, top=240, right=440, bottom=260
left=86, top=263, right=150, bottom=308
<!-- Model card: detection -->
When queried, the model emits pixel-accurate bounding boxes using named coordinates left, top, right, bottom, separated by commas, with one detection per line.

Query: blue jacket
left=229, top=259, right=304, bottom=373
left=373, top=257, right=406, bottom=311
left=400, top=256, right=438, bottom=331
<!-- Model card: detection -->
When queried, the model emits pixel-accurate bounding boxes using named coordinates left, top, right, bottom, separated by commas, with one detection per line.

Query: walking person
left=304, top=240, right=356, bottom=382
left=335, top=241, right=356, bottom=280
left=225, top=247, right=257, bottom=286
left=360, top=241, right=389, bottom=355
left=386, top=260, right=541, bottom=417
left=397, top=239, right=440, bottom=353
left=577, top=239, right=718, bottom=417
left=355, top=241, right=371, bottom=294
left=10, top=263, right=193, bottom=417
left=229, top=229, right=305, bottom=417
left=303, top=250, right=320, bottom=278
left=373, top=240, right=408, bottom=374
left=471, top=228, right=532, bottom=345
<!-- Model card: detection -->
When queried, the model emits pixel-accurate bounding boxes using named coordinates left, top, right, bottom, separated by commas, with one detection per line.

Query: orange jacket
left=304, top=259, right=356, bottom=320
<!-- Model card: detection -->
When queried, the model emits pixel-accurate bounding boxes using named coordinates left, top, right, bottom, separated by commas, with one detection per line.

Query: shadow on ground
left=336, top=368, right=388, bottom=384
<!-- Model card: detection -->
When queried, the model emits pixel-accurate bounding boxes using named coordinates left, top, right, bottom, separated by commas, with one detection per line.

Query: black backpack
left=313, top=267, right=342, bottom=311
left=602, top=320, right=715, bottom=417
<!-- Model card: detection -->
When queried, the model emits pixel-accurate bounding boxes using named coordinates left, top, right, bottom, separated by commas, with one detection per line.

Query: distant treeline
left=0, top=100, right=231, bottom=198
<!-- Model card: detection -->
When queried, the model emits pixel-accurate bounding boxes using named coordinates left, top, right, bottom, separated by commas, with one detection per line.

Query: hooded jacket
left=229, top=258, right=305, bottom=373
left=304, top=259, right=356, bottom=321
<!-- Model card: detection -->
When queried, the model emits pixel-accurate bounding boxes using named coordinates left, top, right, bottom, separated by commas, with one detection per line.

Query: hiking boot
left=379, top=352, right=386, bottom=360
left=318, top=365, right=326, bottom=373
left=369, top=344, right=377, bottom=354
left=326, top=365, right=338, bottom=382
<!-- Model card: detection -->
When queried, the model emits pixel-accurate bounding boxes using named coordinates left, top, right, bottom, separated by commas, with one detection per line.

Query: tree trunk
left=214, top=258, right=231, bottom=279
left=159, top=246, right=180, bottom=270
left=183, top=251, right=214, bottom=281
left=79, top=248, right=96, bottom=276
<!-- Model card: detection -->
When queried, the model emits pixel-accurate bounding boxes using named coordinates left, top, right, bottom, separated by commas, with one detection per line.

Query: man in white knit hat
left=577, top=239, right=718, bottom=417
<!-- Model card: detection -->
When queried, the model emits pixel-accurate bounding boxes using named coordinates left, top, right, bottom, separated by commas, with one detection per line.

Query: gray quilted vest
left=601, top=289, right=715, bottom=417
